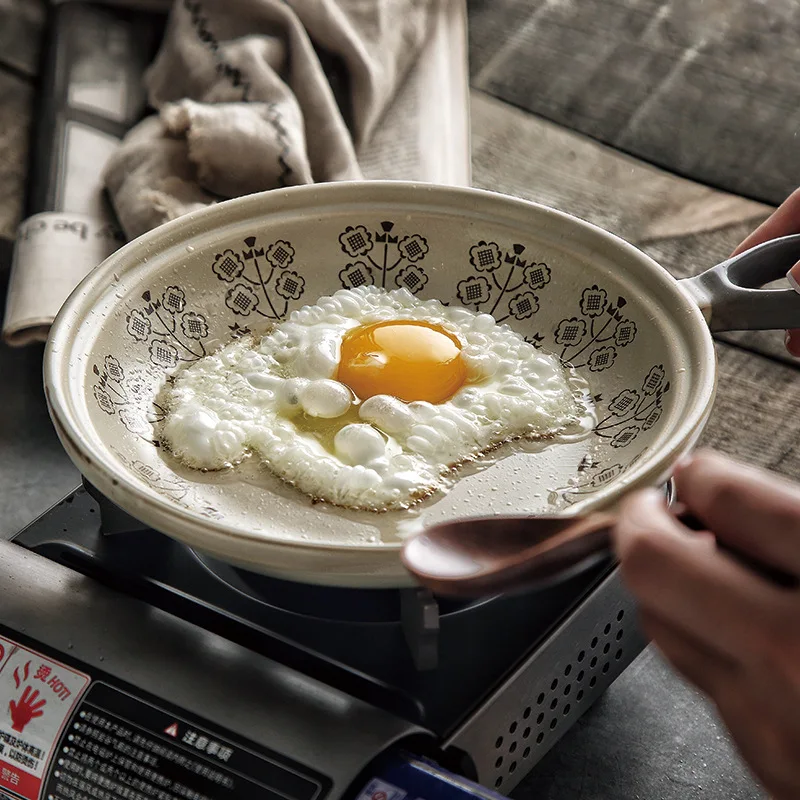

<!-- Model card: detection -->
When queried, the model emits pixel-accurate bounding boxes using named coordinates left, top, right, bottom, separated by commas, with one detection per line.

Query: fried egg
left=160, top=286, right=593, bottom=510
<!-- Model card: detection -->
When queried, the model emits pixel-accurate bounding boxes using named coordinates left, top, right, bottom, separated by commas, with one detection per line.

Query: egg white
left=160, top=286, right=593, bottom=511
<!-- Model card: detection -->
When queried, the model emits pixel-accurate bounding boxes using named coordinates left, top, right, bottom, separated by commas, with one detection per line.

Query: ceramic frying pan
left=43, top=183, right=800, bottom=587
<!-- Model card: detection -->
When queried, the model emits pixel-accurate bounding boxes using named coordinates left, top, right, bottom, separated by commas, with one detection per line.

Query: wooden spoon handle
left=403, top=509, right=798, bottom=598
left=486, top=513, right=615, bottom=590
left=516, top=510, right=798, bottom=591
left=401, top=513, right=617, bottom=598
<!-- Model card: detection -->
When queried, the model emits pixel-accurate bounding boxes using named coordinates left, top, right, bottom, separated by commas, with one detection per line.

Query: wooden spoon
left=401, top=509, right=798, bottom=597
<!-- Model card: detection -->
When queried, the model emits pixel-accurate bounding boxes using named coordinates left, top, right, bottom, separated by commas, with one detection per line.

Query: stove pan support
left=78, top=482, right=444, bottom=676
left=84, top=478, right=447, bottom=673
left=400, top=588, right=441, bottom=671
left=83, top=478, right=150, bottom=535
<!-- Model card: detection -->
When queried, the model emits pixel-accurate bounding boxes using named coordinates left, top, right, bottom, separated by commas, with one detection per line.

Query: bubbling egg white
left=160, top=286, right=594, bottom=511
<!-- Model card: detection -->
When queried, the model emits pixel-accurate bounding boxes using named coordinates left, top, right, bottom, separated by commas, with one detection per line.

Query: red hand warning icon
left=9, top=687, right=46, bottom=733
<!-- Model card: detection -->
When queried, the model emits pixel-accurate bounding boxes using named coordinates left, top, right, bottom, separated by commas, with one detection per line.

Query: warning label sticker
left=0, top=642, right=10, bottom=673
left=0, top=635, right=89, bottom=800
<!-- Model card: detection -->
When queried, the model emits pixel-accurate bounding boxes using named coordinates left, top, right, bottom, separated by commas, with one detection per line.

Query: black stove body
left=0, top=486, right=647, bottom=800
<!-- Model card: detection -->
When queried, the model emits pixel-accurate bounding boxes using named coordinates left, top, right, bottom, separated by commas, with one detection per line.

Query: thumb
left=787, top=259, right=800, bottom=292
left=784, top=261, right=800, bottom=356
left=613, top=488, right=694, bottom=554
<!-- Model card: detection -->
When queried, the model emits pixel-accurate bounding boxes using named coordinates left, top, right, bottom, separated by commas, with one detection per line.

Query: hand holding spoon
left=401, top=508, right=798, bottom=597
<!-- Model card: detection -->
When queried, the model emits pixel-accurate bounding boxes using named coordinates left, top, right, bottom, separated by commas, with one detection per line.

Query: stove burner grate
left=192, top=551, right=489, bottom=624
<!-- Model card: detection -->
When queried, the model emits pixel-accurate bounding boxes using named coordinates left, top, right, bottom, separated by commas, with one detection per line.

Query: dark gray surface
left=513, top=648, right=764, bottom=800
left=469, top=0, right=800, bottom=206
left=0, top=0, right=44, bottom=76
left=0, top=282, right=79, bottom=538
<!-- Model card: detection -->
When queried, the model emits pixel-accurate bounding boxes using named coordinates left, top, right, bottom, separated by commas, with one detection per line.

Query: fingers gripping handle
left=679, top=234, right=800, bottom=332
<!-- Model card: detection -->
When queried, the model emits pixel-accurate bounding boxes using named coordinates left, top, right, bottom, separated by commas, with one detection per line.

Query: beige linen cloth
left=2, top=0, right=469, bottom=344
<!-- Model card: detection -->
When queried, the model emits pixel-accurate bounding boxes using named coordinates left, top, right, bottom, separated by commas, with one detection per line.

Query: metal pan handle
left=679, top=233, right=800, bottom=332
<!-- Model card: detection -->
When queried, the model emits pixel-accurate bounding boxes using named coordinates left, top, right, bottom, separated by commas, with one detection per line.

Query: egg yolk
left=337, top=320, right=467, bottom=404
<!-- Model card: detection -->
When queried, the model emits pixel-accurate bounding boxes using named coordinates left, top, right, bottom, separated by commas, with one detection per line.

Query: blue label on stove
left=355, top=752, right=508, bottom=800
left=356, top=778, right=408, bottom=800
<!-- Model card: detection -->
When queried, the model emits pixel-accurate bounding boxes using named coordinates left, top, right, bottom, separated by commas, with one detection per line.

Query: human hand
left=613, top=450, right=800, bottom=800
left=733, top=188, right=800, bottom=355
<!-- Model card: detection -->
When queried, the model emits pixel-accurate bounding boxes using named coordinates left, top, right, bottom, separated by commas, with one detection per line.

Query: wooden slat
left=0, top=0, right=45, bottom=76
left=470, top=92, right=793, bottom=357
left=469, top=0, right=800, bottom=206
left=703, top=343, right=800, bottom=479
left=470, top=91, right=771, bottom=245
left=466, top=0, right=544, bottom=78
left=0, top=70, right=33, bottom=244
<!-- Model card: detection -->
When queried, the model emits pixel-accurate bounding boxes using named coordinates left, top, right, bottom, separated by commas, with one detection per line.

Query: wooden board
left=469, top=0, right=800, bottom=207
left=470, top=91, right=772, bottom=244
left=0, top=0, right=45, bottom=76
left=704, top=343, right=800, bottom=479
left=0, top=70, right=33, bottom=244
left=470, top=92, right=794, bottom=359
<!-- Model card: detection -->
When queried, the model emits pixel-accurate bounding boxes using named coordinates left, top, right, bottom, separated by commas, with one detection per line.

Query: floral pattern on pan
left=126, top=287, right=210, bottom=369
left=92, top=356, right=165, bottom=443
left=110, top=448, right=224, bottom=520
left=549, top=451, right=648, bottom=507
left=553, top=287, right=638, bottom=371
left=338, top=221, right=430, bottom=295
left=456, top=241, right=549, bottom=322
left=212, top=236, right=306, bottom=320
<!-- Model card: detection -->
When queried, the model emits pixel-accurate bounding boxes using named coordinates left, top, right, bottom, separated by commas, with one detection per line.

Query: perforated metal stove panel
left=447, top=569, right=646, bottom=792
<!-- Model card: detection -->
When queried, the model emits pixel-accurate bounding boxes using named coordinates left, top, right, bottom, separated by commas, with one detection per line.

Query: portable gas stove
left=0, top=484, right=650, bottom=800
